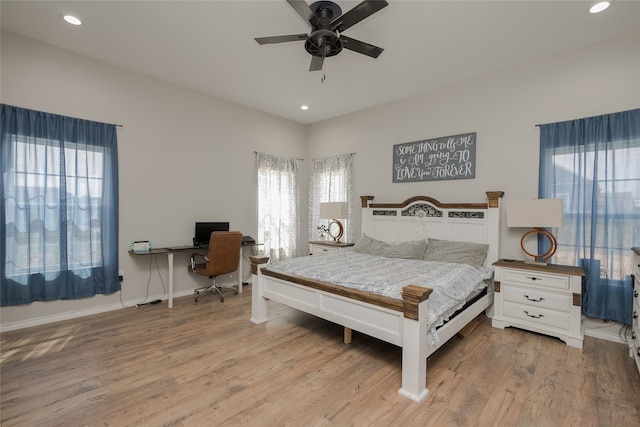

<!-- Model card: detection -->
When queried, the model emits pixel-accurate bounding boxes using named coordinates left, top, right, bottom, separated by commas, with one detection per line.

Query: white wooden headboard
left=360, top=191, right=504, bottom=265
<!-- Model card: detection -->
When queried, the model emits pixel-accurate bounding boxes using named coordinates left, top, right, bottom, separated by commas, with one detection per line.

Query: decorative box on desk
left=630, top=247, right=640, bottom=376
left=309, top=240, right=354, bottom=255
left=492, top=259, right=586, bottom=349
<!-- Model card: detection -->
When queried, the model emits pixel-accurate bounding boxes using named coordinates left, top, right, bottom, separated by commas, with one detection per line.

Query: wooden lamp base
left=520, top=227, right=557, bottom=264
left=328, top=219, right=344, bottom=243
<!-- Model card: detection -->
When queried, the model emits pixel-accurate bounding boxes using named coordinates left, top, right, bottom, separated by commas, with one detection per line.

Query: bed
left=250, top=191, right=504, bottom=402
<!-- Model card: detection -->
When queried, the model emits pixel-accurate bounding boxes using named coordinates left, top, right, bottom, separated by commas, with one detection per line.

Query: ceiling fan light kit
left=255, top=0, right=388, bottom=72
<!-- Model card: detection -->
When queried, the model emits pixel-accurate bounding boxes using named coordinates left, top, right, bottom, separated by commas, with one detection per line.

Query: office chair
left=188, top=231, right=243, bottom=302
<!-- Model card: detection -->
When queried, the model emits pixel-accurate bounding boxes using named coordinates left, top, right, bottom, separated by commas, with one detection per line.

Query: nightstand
left=630, top=248, right=640, bottom=376
left=309, top=240, right=354, bottom=255
left=492, top=259, right=586, bottom=349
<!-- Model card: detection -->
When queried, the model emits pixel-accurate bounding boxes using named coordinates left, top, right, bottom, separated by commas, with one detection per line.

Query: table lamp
left=507, top=199, right=564, bottom=264
left=319, top=202, right=348, bottom=242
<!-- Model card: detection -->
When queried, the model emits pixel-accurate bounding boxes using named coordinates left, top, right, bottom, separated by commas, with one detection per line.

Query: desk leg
left=237, top=247, right=243, bottom=294
left=168, top=252, right=174, bottom=308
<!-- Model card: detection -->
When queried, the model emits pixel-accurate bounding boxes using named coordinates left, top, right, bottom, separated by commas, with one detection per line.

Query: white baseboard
left=0, top=289, right=195, bottom=333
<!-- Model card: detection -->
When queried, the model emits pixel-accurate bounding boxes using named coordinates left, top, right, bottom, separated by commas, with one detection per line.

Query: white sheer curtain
left=256, top=152, right=300, bottom=262
left=309, top=153, right=354, bottom=242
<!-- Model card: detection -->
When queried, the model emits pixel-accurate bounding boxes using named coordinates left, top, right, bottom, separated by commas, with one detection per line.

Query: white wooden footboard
left=255, top=274, right=404, bottom=345
left=251, top=257, right=433, bottom=402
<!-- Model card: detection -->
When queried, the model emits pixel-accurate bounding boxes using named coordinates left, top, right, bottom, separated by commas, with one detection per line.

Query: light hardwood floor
left=2, top=285, right=639, bottom=426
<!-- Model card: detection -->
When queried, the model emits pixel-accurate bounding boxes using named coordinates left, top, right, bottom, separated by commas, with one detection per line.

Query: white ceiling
left=1, top=1, right=639, bottom=125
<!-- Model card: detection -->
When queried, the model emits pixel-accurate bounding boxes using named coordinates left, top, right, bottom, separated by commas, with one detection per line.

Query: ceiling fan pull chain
left=321, top=49, right=326, bottom=83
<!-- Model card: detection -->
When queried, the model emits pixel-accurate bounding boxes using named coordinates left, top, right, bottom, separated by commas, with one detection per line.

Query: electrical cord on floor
left=619, top=323, right=631, bottom=344
left=119, top=254, right=167, bottom=308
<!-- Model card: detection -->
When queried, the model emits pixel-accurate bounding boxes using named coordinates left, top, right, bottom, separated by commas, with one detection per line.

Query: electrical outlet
left=118, top=270, right=124, bottom=282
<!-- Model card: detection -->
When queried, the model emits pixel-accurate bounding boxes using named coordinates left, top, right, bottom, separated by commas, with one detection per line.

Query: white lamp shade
left=507, top=199, right=564, bottom=228
left=319, top=202, right=348, bottom=219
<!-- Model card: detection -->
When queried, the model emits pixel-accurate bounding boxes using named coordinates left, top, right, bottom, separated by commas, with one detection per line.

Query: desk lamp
left=507, top=199, right=564, bottom=264
left=319, top=202, right=348, bottom=242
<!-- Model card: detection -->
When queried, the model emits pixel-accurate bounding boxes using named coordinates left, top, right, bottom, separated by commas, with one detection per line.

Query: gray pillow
left=423, top=238, right=489, bottom=266
left=353, top=234, right=386, bottom=254
left=354, top=234, right=427, bottom=259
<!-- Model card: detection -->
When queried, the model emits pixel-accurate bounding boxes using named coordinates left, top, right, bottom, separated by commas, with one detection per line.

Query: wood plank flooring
left=2, top=285, right=639, bottom=426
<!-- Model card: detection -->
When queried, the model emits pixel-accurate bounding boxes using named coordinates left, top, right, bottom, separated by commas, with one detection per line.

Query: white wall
left=307, top=30, right=640, bottom=259
left=0, top=31, right=307, bottom=329
left=2, top=29, right=639, bottom=330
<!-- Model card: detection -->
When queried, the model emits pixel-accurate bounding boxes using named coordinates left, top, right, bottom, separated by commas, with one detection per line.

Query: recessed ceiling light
left=300, top=105, right=309, bottom=110
left=589, top=1, right=610, bottom=13
left=63, top=15, right=82, bottom=26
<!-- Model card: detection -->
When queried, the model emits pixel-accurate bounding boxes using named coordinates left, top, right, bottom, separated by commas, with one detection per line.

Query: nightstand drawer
left=309, top=244, right=339, bottom=254
left=502, top=269, right=570, bottom=290
left=502, top=301, right=570, bottom=330
left=502, top=285, right=571, bottom=312
left=309, top=241, right=354, bottom=255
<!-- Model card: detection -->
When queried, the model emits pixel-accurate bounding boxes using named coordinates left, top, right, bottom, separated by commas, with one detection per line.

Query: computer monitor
left=193, top=221, right=230, bottom=247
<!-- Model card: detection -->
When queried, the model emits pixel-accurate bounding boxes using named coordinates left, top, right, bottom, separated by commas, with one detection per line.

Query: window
left=256, top=152, right=300, bottom=262
left=548, top=142, right=640, bottom=277
left=1, top=104, right=119, bottom=306
left=539, top=108, right=640, bottom=324
left=9, top=138, right=106, bottom=277
left=309, top=154, right=353, bottom=241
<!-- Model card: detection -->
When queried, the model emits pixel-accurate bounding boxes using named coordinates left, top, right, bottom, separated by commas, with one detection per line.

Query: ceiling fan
left=255, top=0, right=389, bottom=72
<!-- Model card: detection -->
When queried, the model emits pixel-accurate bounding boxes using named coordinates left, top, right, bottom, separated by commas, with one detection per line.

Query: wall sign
left=393, top=132, right=476, bottom=183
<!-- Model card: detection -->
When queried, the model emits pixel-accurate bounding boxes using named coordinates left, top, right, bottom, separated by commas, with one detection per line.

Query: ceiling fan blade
left=309, top=55, right=324, bottom=72
left=287, top=0, right=321, bottom=28
left=255, top=34, right=308, bottom=45
left=331, top=0, right=388, bottom=33
left=340, top=35, right=384, bottom=58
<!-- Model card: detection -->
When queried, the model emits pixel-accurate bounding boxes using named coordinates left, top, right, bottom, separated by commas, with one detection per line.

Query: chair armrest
left=190, top=253, right=209, bottom=271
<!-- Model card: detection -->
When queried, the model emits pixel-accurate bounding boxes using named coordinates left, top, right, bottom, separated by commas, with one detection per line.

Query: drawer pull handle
left=635, top=291, right=639, bottom=298
left=526, top=276, right=541, bottom=281
left=523, top=311, right=544, bottom=319
left=524, top=295, right=545, bottom=302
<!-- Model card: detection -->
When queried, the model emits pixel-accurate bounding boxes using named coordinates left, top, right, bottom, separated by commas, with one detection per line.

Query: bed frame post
left=398, top=285, right=433, bottom=402
left=250, top=256, right=270, bottom=324
left=360, top=195, right=374, bottom=238
left=485, top=191, right=504, bottom=265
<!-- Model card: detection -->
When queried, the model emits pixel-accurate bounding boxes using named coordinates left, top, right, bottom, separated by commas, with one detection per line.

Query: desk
left=129, top=246, right=246, bottom=308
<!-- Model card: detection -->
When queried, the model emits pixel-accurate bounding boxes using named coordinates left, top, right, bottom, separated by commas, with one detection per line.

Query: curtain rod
left=3, top=103, right=123, bottom=127
left=253, top=151, right=357, bottom=161
left=534, top=108, right=637, bottom=127
left=254, top=151, right=304, bottom=161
